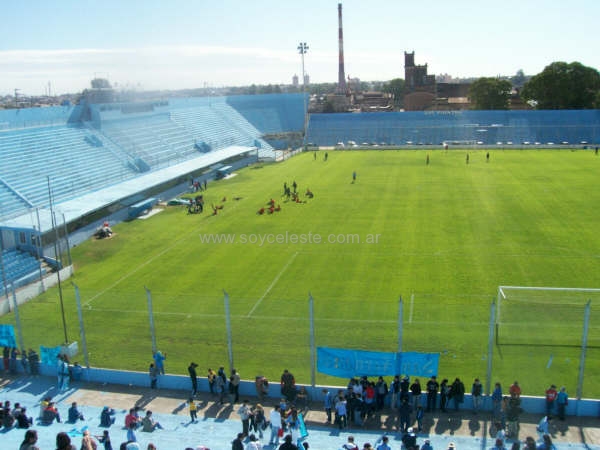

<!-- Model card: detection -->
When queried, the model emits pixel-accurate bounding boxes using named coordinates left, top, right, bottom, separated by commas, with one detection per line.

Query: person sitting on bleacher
left=100, top=406, right=116, bottom=427
left=141, top=410, right=163, bottom=432
left=2, top=401, right=16, bottom=429
left=42, top=401, right=61, bottom=424
left=68, top=402, right=85, bottom=423
left=125, top=408, right=142, bottom=429
left=15, top=406, right=33, bottom=428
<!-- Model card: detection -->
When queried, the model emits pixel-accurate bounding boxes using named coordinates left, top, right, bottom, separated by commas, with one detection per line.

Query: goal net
left=495, top=286, right=600, bottom=347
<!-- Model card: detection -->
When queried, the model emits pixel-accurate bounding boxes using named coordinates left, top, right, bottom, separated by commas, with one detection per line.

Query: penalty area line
left=247, top=252, right=298, bottom=317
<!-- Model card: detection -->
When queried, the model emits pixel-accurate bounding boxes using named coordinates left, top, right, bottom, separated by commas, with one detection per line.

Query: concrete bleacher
left=0, top=104, right=82, bottom=130
left=226, top=93, right=306, bottom=133
left=0, top=248, right=43, bottom=294
left=169, top=99, right=275, bottom=159
left=0, top=124, right=139, bottom=217
left=100, top=114, right=200, bottom=170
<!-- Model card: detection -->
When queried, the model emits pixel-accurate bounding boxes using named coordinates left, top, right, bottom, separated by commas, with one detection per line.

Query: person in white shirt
left=268, top=405, right=282, bottom=446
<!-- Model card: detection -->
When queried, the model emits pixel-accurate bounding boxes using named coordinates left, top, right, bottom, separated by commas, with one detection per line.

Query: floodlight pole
left=297, top=42, right=309, bottom=144
left=47, top=176, right=69, bottom=344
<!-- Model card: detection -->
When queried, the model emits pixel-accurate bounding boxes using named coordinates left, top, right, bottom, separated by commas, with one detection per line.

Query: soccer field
left=3, top=149, right=600, bottom=396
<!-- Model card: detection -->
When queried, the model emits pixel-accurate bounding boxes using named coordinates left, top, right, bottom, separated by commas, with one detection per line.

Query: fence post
left=576, top=300, right=591, bottom=413
left=72, top=283, right=90, bottom=370
left=223, top=290, right=234, bottom=374
left=11, top=284, right=25, bottom=353
left=486, top=301, right=496, bottom=400
left=145, top=286, right=157, bottom=355
left=397, top=296, right=403, bottom=353
left=309, top=292, right=316, bottom=388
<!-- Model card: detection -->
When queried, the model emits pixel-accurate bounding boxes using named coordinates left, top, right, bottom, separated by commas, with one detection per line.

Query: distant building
left=403, top=51, right=437, bottom=111
left=292, top=74, right=299, bottom=87
left=403, top=51, right=472, bottom=111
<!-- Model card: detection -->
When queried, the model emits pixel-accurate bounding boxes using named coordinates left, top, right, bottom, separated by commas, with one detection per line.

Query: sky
left=1, top=0, right=599, bottom=96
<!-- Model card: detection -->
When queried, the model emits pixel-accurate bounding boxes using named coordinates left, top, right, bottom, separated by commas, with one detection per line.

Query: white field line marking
left=83, top=201, right=246, bottom=307
left=409, top=293, right=415, bottom=324
left=247, top=252, right=298, bottom=317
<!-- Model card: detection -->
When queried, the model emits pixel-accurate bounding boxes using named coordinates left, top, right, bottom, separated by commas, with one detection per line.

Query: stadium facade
left=0, top=93, right=599, bottom=295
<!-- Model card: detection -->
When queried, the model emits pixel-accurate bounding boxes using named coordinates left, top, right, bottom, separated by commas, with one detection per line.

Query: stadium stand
left=0, top=95, right=293, bottom=225
left=305, top=110, right=600, bottom=146
left=0, top=248, right=44, bottom=294
left=0, top=124, right=139, bottom=214
left=226, top=93, right=306, bottom=133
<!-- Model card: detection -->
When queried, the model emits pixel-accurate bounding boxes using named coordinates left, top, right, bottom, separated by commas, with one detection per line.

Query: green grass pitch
left=2, top=149, right=600, bottom=397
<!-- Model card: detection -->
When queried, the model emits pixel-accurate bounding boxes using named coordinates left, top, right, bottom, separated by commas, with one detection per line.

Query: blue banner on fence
left=0, top=325, right=16, bottom=348
left=40, top=345, right=62, bottom=366
left=317, top=347, right=439, bottom=378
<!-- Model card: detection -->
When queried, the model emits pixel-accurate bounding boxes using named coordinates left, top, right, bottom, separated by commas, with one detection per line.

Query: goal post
left=495, top=285, right=600, bottom=347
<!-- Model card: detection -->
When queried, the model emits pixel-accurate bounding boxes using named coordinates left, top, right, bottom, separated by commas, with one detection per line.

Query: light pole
left=297, top=42, right=309, bottom=144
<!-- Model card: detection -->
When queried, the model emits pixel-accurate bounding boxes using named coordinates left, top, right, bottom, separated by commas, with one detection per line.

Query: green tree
left=468, top=77, right=512, bottom=110
left=382, top=78, right=405, bottom=107
left=511, top=69, right=527, bottom=87
left=521, top=61, right=600, bottom=109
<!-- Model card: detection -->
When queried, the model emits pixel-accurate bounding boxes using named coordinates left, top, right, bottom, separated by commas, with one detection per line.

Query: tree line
left=469, top=62, right=600, bottom=110
left=226, top=61, right=599, bottom=111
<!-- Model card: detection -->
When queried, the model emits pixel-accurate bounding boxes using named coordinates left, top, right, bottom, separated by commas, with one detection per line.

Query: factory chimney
left=337, top=3, right=347, bottom=94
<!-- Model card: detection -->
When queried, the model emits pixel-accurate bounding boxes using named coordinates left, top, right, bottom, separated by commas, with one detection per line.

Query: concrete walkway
left=1, top=374, right=598, bottom=450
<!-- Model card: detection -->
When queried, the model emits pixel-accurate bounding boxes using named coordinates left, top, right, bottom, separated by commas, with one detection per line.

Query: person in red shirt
left=545, top=384, right=558, bottom=416
left=125, top=408, right=142, bottom=429
left=509, top=381, right=521, bottom=398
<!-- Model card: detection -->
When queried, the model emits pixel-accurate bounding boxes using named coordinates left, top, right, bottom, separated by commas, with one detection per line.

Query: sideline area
left=1, top=373, right=599, bottom=450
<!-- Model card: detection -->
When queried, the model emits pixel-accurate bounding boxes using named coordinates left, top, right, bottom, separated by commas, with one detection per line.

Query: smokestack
left=337, top=3, right=347, bottom=94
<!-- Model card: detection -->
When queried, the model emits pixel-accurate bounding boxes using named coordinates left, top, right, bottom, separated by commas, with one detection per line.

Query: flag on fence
left=0, top=325, right=16, bottom=348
